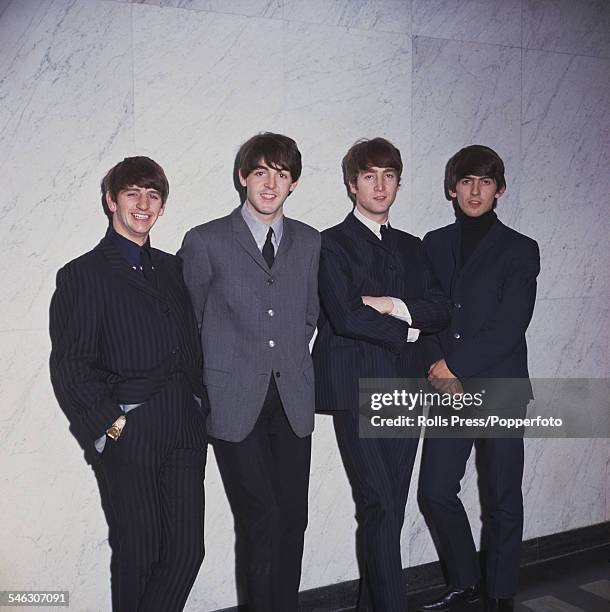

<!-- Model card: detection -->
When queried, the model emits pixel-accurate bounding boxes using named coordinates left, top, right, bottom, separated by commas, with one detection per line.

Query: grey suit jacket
left=179, top=207, right=321, bottom=442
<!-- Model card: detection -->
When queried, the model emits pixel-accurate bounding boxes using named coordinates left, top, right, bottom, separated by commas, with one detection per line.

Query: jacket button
left=267, top=278, right=275, bottom=285
left=268, top=340, right=275, bottom=348
left=267, top=309, right=275, bottom=317
left=453, top=332, right=461, bottom=340
left=454, top=302, right=462, bottom=309
left=275, top=372, right=281, bottom=378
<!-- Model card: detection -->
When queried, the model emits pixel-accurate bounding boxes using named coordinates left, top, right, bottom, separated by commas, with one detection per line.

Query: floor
left=337, top=544, right=610, bottom=612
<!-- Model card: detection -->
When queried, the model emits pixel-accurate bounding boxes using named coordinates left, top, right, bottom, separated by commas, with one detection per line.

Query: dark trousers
left=213, top=377, right=311, bottom=612
left=334, top=411, right=419, bottom=612
left=100, top=384, right=207, bottom=612
left=418, top=436, right=524, bottom=598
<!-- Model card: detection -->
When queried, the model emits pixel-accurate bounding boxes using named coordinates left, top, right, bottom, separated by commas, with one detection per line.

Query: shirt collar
left=241, top=202, right=284, bottom=250
left=106, top=226, right=151, bottom=270
left=353, top=207, right=389, bottom=240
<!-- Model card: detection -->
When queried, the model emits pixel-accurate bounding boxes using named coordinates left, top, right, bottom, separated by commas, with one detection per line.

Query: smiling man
left=312, top=138, right=451, bottom=611
left=418, top=145, right=540, bottom=612
left=179, top=133, right=320, bottom=612
left=50, top=156, right=208, bottom=611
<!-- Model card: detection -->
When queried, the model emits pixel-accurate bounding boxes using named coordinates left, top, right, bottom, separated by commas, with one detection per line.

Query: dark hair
left=444, top=145, right=506, bottom=202
left=342, top=138, right=403, bottom=204
left=101, top=156, right=169, bottom=220
left=238, top=132, right=302, bottom=180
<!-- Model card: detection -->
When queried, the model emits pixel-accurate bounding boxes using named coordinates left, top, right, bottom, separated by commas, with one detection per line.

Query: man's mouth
left=260, top=193, right=277, bottom=201
left=131, top=213, right=150, bottom=220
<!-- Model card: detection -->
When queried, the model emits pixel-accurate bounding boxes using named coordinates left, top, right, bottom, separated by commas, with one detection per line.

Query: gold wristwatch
left=106, top=415, right=127, bottom=441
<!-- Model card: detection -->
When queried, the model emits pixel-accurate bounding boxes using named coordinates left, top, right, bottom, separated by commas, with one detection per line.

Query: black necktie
left=380, top=224, right=390, bottom=245
left=262, top=227, right=275, bottom=268
left=140, top=247, right=157, bottom=287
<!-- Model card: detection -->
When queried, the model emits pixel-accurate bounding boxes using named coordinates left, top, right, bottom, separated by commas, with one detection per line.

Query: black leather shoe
left=485, top=597, right=514, bottom=612
left=419, top=584, right=481, bottom=611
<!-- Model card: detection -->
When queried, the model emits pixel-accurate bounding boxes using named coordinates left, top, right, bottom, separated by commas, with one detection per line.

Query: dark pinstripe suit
left=312, top=214, right=451, bottom=612
left=50, top=237, right=208, bottom=612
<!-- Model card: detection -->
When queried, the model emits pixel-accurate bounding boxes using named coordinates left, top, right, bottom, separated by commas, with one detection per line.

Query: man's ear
left=448, top=189, right=457, bottom=199
left=349, top=181, right=357, bottom=195
left=105, top=191, right=117, bottom=212
left=495, top=186, right=506, bottom=199
left=289, top=180, right=299, bottom=193
left=238, top=170, right=248, bottom=188
left=158, top=205, right=165, bottom=217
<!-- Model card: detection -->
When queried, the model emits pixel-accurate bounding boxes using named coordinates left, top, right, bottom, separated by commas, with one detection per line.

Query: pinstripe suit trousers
left=99, top=381, right=207, bottom=612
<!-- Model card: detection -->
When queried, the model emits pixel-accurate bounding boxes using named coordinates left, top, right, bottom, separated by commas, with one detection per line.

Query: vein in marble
left=412, top=0, right=521, bottom=48
left=523, top=0, right=610, bottom=58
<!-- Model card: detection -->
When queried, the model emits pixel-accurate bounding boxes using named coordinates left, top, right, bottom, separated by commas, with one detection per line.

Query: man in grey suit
left=179, top=132, right=320, bottom=612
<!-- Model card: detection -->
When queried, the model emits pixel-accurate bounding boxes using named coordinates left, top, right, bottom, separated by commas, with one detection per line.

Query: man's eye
left=385, top=173, right=396, bottom=179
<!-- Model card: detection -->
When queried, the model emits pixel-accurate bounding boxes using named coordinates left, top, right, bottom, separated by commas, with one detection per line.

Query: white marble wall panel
left=132, top=0, right=282, bottom=19
left=523, top=0, right=610, bottom=58
left=528, top=297, right=610, bottom=378
left=283, top=0, right=411, bottom=34
left=283, top=21, right=411, bottom=232
left=301, top=416, right=358, bottom=587
left=412, top=0, right=522, bottom=47
left=0, top=331, right=112, bottom=609
left=0, top=0, right=134, bottom=332
left=131, top=4, right=285, bottom=252
left=523, top=438, right=608, bottom=537
left=411, top=37, right=521, bottom=237
left=520, top=50, right=610, bottom=300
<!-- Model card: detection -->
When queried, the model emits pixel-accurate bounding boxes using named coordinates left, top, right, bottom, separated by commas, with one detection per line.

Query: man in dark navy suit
left=50, top=157, right=207, bottom=612
left=313, top=138, right=451, bottom=612
left=418, top=145, right=540, bottom=612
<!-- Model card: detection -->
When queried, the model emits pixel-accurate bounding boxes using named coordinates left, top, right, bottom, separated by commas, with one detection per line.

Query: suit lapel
left=231, top=208, right=272, bottom=274
left=272, top=218, right=294, bottom=274
left=346, top=213, right=391, bottom=253
left=98, top=238, right=166, bottom=301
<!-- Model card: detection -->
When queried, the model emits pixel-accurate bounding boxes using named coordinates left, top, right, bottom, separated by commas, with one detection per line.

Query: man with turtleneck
left=417, top=145, right=540, bottom=612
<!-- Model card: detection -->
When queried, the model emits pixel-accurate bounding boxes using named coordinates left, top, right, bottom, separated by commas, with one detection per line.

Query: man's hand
left=362, top=295, right=393, bottom=314
left=428, top=358, right=464, bottom=395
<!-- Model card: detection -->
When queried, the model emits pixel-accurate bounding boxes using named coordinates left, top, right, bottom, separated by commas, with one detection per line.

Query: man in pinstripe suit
left=312, top=138, right=451, bottom=611
left=50, top=157, right=207, bottom=612
left=179, top=133, right=320, bottom=612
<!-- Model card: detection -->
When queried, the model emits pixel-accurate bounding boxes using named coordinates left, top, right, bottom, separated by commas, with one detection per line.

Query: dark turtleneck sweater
left=456, top=207, right=497, bottom=267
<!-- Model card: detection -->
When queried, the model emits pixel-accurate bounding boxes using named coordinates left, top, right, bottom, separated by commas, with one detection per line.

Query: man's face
left=350, top=166, right=399, bottom=222
left=449, top=175, right=505, bottom=217
left=106, top=185, right=165, bottom=245
left=239, top=160, right=298, bottom=223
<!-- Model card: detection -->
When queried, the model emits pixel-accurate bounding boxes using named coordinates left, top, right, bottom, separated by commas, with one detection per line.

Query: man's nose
left=471, top=180, right=480, bottom=195
left=374, top=175, right=383, bottom=191
left=137, top=193, right=150, bottom=209
left=265, top=173, right=277, bottom=189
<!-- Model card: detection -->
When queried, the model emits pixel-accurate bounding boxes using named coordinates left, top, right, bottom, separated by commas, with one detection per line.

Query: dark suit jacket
left=312, top=213, right=452, bottom=413
left=50, top=237, right=206, bottom=448
left=422, top=218, right=540, bottom=403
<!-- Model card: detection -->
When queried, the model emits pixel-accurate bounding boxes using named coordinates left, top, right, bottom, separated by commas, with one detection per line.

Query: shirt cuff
left=389, top=297, right=420, bottom=342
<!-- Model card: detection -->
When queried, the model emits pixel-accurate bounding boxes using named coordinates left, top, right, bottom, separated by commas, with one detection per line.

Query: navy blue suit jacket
left=312, top=213, right=451, bottom=413
left=422, top=217, right=540, bottom=403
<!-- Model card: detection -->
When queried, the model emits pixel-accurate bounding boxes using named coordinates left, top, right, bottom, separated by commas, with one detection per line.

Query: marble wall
left=0, top=0, right=608, bottom=610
